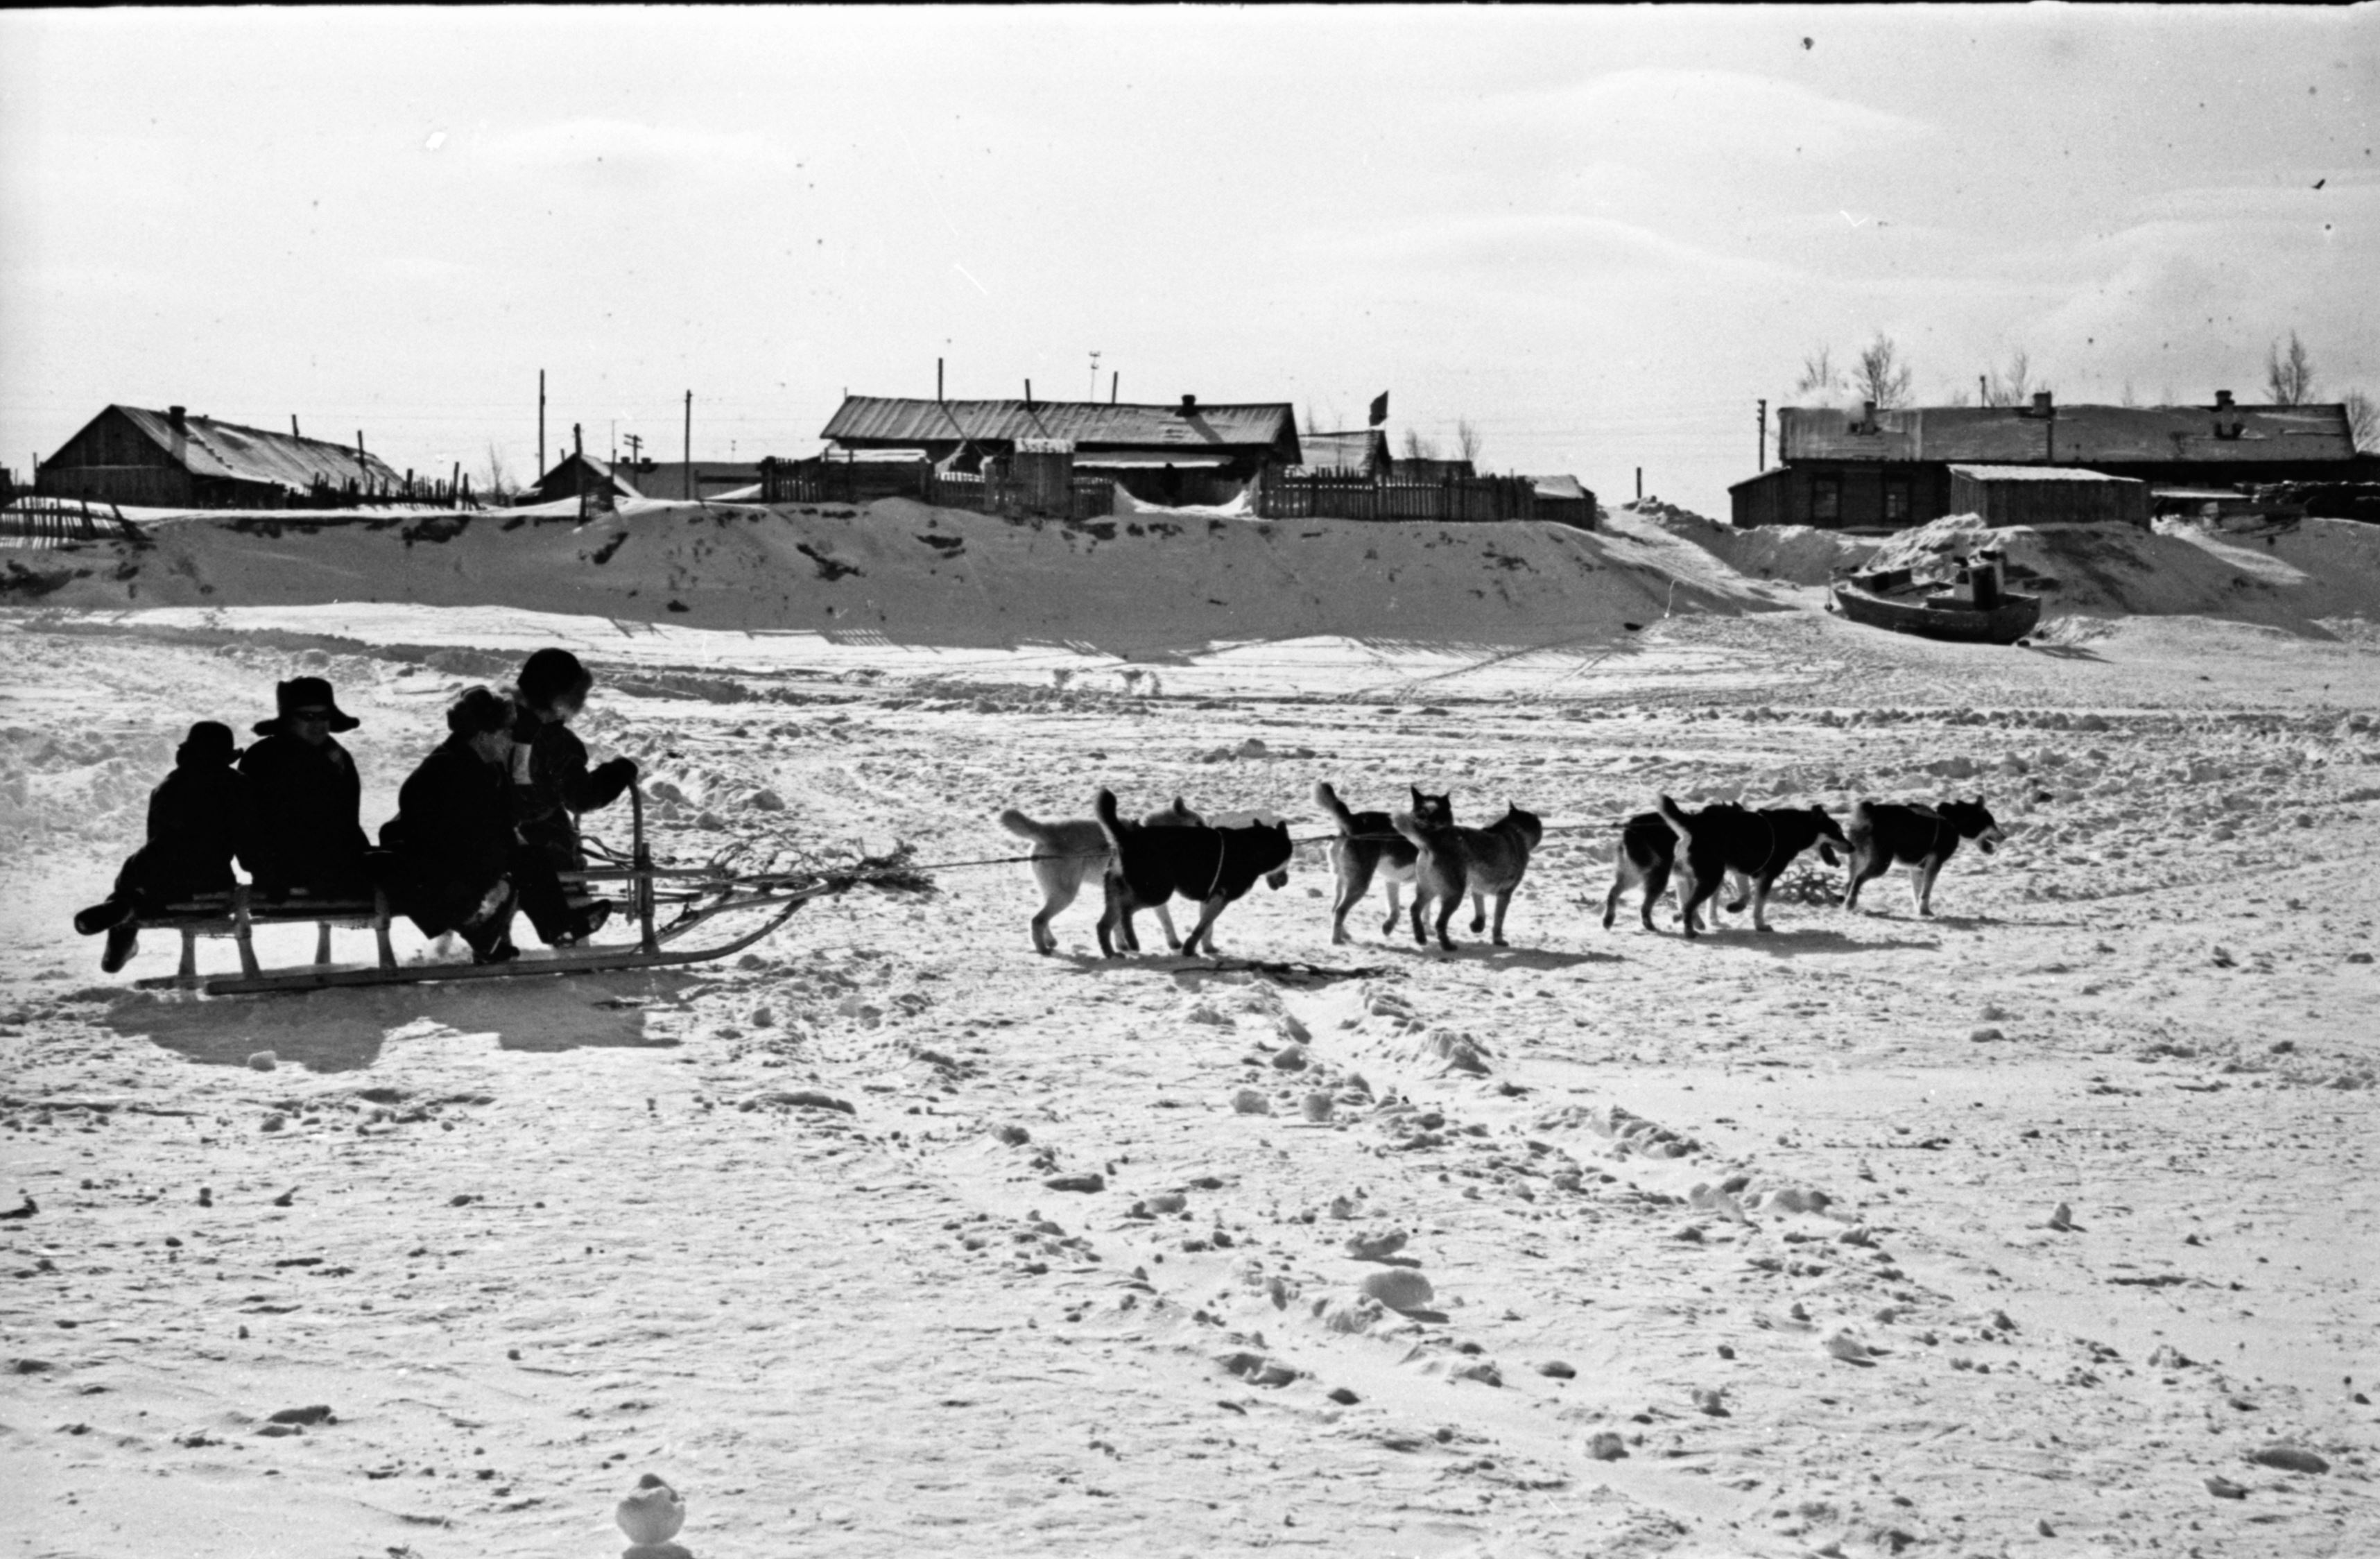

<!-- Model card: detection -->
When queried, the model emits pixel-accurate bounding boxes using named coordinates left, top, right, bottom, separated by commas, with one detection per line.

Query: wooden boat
left=1829, top=566, right=2041, bottom=646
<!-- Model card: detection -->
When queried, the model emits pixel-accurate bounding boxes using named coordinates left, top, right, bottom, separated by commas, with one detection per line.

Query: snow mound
left=1620, top=499, right=1877, bottom=586
left=1866, top=513, right=2380, bottom=632
left=2, top=497, right=1777, bottom=655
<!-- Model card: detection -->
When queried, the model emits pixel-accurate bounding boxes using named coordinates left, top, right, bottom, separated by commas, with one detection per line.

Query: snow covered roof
left=1296, top=429, right=1390, bottom=473
left=823, top=395, right=1300, bottom=459
left=1948, top=465, right=2143, bottom=483
left=101, top=405, right=399, bottom=492
left=1780, top=402, right=2355, bottom=466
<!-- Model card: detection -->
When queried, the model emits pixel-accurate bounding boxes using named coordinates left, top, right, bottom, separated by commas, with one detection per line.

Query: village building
left=529, top=456, right=763, bottom=505
left=818, top=394, right=1300, bottom=505
left=1730, top=392, right=2359, bottom=530
left=35, top=404, right=402, bottom=508
left=1292, top=428, right=1393, bottom=478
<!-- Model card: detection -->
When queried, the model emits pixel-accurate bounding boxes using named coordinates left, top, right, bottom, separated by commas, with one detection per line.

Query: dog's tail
left=1388, top=810, right=1432, bottom=851
left=998, top=807, right=1064, bottom=850
left=1313, top=780, right=1359, bottom=836
left=1656, top=793, right=1698, bottom=843
left=1093, top=788, right=1128, bottom=852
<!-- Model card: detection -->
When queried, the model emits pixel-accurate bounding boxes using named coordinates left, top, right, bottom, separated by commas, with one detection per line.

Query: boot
left=100, top=926, right=139, bottom=974
left=75, top=898, right=135, bottom=936
left=552, top=899, right=615, bottom=948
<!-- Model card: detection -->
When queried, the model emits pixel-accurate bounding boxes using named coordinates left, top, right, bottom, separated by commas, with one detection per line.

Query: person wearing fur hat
left=508, top=648, right=637, bottom=945
left=379, top=687, right=530, bottom=963
left=73, top=721, right=253, bottom=973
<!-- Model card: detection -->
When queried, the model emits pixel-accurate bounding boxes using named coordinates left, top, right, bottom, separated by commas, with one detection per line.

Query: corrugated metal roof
left=822, top=396, right=1299, bottom=457
left=1949, top=464, right=2141, bottom=484
left=1780, top=402, right=2355, bottom=465
left=114, top=406, right=400, bottom=492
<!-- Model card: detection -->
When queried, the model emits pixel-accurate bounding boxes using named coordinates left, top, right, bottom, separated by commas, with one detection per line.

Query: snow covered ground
left=2, top=501, right=2376, bottom=1557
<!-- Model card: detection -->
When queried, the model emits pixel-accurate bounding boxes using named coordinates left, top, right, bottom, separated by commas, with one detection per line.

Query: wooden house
left=35, top=405, right=401, bottom=508
left=1730, top=392, right=2359, bottom=530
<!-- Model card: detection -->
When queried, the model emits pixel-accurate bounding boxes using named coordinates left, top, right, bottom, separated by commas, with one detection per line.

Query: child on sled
left=74, top=721, right=252, bottom=972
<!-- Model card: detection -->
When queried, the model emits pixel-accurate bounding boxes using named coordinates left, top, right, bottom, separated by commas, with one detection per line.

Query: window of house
left=1883, top=477, right=1913, bottom=524
left=1811, top=474, right=1843, bottom=524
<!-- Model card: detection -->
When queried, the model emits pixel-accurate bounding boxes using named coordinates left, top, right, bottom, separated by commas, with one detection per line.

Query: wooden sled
left=127, top=785, right=860, bottom=997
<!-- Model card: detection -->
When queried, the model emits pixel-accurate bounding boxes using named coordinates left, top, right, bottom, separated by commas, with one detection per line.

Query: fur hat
left=253, top=676, right=360, bottom=736
left=518, top=648, right=594, bottom=711
left=446, top=686, right=516, bottom=737
left=175, top=720, right=240, bottom=767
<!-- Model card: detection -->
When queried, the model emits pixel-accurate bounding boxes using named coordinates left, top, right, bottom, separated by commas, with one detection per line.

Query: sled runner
left=129, top=786, right=892, bottom=997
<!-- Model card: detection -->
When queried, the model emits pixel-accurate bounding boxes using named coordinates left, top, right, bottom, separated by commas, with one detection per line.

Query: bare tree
left=1400, top=427, right=1439, bottom=461
left=2119, top=381, right=2139, bottom=408
left=1453, top=417, right=1483, bottom=465
left=1854, top=334, right=1913, bottom=408
left=2266, top=331, right=2315, bottom=404
left=1794, top=346, right=1840, bottom=396
left=483, top=442, right=512, bottom=501
left=1982, top=350, right=2036, bottom=407
left=2346, top=388, right=2378, bottom=452
left=1940, top=385, right=1974, bottom=407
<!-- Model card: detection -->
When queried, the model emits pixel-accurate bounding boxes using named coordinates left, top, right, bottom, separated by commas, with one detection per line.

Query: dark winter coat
left=381, top=737, right=516, bottom=935
left=113, top=761, right=249, bottom=907
left=508, top=707, right=632, bottom=865
left=238, top=734, right=369, bottom=897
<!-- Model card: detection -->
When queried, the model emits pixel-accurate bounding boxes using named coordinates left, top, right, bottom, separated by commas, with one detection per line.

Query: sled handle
left=630, top=779, right=659, bottom=954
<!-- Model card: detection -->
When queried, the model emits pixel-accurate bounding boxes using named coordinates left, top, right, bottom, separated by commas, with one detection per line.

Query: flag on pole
left=1368, top=392, right=1390, bottom=427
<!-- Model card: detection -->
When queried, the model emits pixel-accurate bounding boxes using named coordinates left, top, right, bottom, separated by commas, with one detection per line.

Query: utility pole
left=937, top=357, right=945, bottom=402
left=683, top=390, right=693, bottom=501
left=1978, top=374, right=1987, bottom=406
left=1635, top=466, right=1643, bottom=503
left=1757, top=398, right=1768, bottom=471
left=538, top=370, right=547, bottom=478
left=624, top=433, right=644, bottom=465
left=1089, top=350, right=1101, bottom=401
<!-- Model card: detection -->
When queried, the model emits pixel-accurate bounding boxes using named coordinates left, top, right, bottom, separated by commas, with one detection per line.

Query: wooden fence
left=1254, top=470, right=1545, bottom=524
left=1, top=494, right=144, bottom=547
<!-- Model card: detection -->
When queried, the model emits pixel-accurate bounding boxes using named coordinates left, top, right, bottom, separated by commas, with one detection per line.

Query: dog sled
left=129, top=786, right=914, bottom=997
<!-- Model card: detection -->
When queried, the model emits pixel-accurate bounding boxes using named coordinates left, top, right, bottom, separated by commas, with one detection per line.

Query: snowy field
left=2, top=508, right=2377, bottom=1558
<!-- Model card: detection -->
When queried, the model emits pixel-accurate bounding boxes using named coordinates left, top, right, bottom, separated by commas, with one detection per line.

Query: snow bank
left=1, top=497, right=1775, bottom=654
left=1865, top=513, right=2380, bottom=632
left=1617, top=498, right=1877, bottom=586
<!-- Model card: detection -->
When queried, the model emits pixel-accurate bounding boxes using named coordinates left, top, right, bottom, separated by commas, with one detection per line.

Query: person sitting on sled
left=508, top=648, right=637, bottom=947
left=73, top=721, right=252, bottom=973
left=381, top=687, right=534, bottom=963
left=239, top=676, right=372, bottom=902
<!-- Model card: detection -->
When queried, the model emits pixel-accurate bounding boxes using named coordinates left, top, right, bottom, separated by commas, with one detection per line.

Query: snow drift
left=1, top=497, right=1774, bottom=654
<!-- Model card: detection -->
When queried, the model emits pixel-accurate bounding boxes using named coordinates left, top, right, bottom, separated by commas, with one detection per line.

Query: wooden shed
left=1947, top=465, right=2148, bottom=529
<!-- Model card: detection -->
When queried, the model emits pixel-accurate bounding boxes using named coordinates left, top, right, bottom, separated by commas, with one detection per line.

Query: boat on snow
left=1828, top=549, right=2041, bottom=646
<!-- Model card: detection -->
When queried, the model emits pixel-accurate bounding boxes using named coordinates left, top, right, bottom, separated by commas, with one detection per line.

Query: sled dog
left=1391, top=802, right=1544, bottom=952
left=1094, top=790, right=1292, bottom=959
left=1312, top=780, right=1454, bottom=945
left=998, top=797, right=1201, bottom=954
left=1644, top=797, right=1849, bottom=936
left=1841, top=797, right=2003, bottom=917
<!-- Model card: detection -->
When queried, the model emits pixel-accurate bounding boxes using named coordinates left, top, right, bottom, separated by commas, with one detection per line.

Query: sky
left=2, top=5, right=2374, bottom=516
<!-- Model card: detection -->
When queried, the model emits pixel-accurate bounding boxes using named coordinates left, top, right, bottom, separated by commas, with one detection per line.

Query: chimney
left=1179, top=394, right=1198, bottom=417
left=167, top=405, right=187, bottom=433
left=2031, top=390, right=2053, bottom=415
left=1861, top=399, right=1877, bottom=425
left=2214, top=388, right=2234, bottom=410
